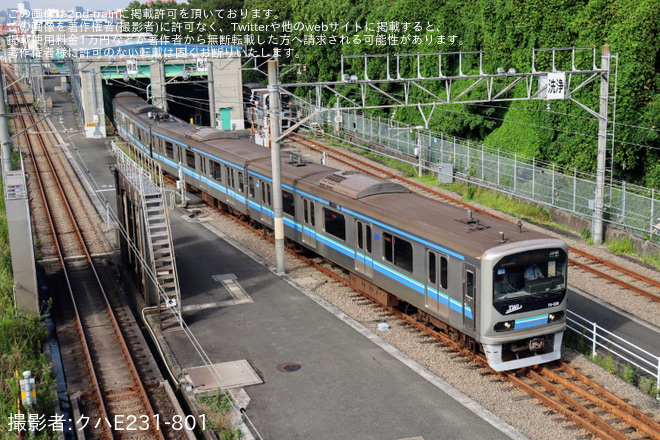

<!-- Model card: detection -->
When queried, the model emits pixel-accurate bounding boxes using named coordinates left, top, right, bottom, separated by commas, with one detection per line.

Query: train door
left=354, top=220, right=373, bottom=277
left=199, top=156, right=208, bottom=193
left=463, top=264, right=476, bottom=331
left=259, top=179, right=273, bottom=226
left=425, top=250, right=449, bottom=317
left=302, top=198, right=316, bottom=248
left=225, top=165, right=235, bottom=206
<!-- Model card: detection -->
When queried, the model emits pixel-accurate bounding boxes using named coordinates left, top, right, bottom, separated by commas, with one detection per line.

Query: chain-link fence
left=300, top=106, right=660, bottom=239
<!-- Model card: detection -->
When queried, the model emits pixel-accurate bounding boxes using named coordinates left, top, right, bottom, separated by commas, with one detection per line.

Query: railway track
left=282, top=132, right=660, bottom=440
left=5, top=67, right=183, bottom=439
left=506, top=363, right=660, bottom=440
left=179, top=148, right=656, bottom=440
left=288, top=133, right=660, bottom=304
left=211, top=196, right=660, bottom=440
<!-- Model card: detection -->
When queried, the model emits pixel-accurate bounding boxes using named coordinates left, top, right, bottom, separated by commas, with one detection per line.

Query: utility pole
left=0, top=62, right=12, bottom=174
left=268, top=59, right=285, bottom=274
left=592, top=45, right=611, bottom=245
left=207, top=59, right=216, bottom=128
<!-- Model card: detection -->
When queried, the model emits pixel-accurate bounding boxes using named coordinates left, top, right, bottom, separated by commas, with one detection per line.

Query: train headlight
left=547, top=311, right=564, bottom=323
left=494, top=320, right=515, bottom=332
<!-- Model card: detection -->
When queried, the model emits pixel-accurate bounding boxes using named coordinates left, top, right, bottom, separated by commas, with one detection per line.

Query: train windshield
left=493, top=248, right=567, bottom=303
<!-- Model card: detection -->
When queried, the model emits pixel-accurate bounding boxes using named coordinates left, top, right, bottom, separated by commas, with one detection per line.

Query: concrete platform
left=153, top=211, right=526, bottom=440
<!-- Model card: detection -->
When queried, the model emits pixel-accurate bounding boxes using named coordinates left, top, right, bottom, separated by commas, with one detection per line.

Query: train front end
left=479, top=239, right=568, bottom=371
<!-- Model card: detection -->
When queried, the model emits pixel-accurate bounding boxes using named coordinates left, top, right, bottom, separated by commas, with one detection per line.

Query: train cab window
left=248, top=176, right=256, bottom=198
left=185, top=149, right=195, bottom=169
left=282, top=190, right=295, bottom=216
left=238, top=171, right=244, bottom=192
left=323, top=208, right=345, bottom=241
left=492, top=248, right=568, bottom=304
left=165, top=141, right=174, bottom=159
left=383, top=232, right=413, bottom=273
left=210, top=160, right=222, bottom=182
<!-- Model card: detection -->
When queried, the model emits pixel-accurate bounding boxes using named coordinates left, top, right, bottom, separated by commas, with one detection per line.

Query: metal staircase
left=113, top=141, right=181, bottom=316
left=143, top=190, right=180, bottom=310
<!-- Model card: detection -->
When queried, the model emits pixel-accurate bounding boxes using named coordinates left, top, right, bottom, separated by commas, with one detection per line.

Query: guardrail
left=566, top=310, right=660, bottom=398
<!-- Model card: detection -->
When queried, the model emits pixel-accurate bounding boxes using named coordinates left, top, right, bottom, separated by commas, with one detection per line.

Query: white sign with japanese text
left=126, top=58, right=138, bottom=75
left=546, top=72, right=566, bottom=100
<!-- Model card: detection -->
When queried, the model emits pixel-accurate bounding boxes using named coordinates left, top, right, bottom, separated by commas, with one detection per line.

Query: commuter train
left=112, top=92, right=568, bottom=372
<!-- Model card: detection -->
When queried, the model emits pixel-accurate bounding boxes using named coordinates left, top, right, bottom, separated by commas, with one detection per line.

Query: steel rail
left=283, top=131, right=660, bottom=440
left=6, top=67, right=113, bottom=439
left=6, top=67, right=164, bottom=440
left=569, top=247, right=660, bottom=302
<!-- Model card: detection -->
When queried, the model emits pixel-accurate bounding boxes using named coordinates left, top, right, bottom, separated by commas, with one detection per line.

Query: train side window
left=384, top=233, right=393, bottom=262
left=238, top=171, right=244, bottom=192
left=428, top=252, right=436, bottom=284
left=357, top=223, right=363, bottom=249
left=186, top=149, right=195, bottom=169
left=383, top=232, right=413, bottom=272
left=248, top=176, right=255, bottom=198
left=466, top=270, right=475, bottom=299
left=323, top=208, right=345, bottom=241
left=165, top=141, right=174, bottom=159
left=304, top=199, right=316, bottom=226
left=261, top=182, right=272, bottom=206
left=282, top=190, right=295, bottom=216
left=365, top=224, right=372, bottom=253
left=226, top=166, right=235, bottom=188
left=210, top=160, right=222, bottom=182
left=440, top=256, right=448, bottom=289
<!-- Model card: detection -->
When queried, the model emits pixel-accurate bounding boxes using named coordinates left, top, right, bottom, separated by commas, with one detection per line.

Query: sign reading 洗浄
left=546, top=72, right=566, bottom=100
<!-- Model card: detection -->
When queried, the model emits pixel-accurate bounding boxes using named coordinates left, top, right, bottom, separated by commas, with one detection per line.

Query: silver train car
left=113, top=92, right=568, bottom=371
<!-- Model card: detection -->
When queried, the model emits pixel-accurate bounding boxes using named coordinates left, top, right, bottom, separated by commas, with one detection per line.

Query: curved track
left=282, top=132, right=660, bottom=440
left=5, top=67, right=172, bottom=440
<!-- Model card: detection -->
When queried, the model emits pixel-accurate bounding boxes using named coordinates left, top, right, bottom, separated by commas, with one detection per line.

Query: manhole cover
left=277, top=363, right=301, bottom=372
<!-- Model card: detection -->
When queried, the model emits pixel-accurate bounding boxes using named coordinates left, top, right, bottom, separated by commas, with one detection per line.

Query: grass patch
left=197, top=390, right=242, bottom=440
left=353, top=147, right=557, bottom=225
left=642, top=253, right=660, bottom=270
left=457, top=184, right=553, bottom=224
left=605, top=237, right=636, bottom=255
left=0, top=176, right=56, bottom=437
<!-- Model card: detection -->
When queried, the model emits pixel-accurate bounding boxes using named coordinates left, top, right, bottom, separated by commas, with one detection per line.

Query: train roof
left=114, top=92, right=159, bottom=115
left=113, top=93, right=556, bottom=259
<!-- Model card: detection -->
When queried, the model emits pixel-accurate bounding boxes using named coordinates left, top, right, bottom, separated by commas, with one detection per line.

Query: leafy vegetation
left=605, top=237, right=636, bottom=255
left=122, top=0, right=660, bottom=188
left=197, top=390, right=243, bottom=439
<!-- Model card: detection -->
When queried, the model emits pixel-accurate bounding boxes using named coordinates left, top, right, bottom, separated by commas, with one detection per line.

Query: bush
left=606, top=238, right=636, bottom=255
